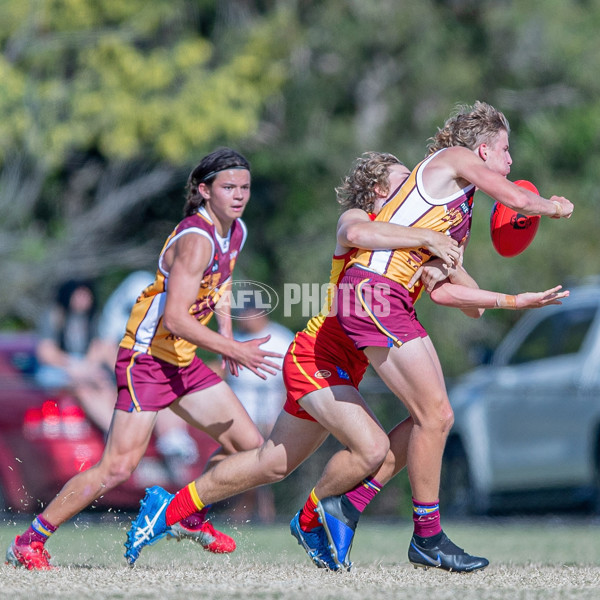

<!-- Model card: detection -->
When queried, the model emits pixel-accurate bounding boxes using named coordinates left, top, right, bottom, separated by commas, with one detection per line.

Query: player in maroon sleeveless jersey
left=6, top=148, right=281, bottom=570
left=322, top=102, right=572, bottom=572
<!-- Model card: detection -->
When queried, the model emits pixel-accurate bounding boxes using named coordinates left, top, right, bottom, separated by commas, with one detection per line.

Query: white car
left=441, top=281, right=600, bottom=514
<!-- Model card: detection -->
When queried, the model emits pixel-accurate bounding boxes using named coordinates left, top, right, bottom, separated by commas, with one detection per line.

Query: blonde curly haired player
left=326, top=101, right=572, bottom=572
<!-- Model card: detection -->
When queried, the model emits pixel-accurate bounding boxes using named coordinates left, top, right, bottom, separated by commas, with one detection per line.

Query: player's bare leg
left=7, top=409, right=157, bottom=570
left=365, top=338, right=487, bottom=572
left=125, top=410, right=329, bottom=565
left=300, top=386, right=390, bottom=498
left=162, top=382, right=265, bottom=553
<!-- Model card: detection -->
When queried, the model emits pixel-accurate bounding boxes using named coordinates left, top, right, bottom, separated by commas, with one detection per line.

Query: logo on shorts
left=335, top=366, right=350, bottom=380
left=314, top=370, right=332, bottom=379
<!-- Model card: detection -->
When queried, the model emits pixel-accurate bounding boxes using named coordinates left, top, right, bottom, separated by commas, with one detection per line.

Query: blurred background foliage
left=1, top=0, right=599, bottom=379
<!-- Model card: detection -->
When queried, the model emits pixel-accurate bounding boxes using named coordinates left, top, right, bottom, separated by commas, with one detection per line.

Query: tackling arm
left=336, top=209, right=460, bottom=267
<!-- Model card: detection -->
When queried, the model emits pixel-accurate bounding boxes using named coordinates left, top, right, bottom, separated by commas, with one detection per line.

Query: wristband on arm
left=495, top=294, right=517, bottom=309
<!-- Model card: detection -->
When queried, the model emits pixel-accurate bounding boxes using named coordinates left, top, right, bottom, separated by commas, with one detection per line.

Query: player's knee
left=436, top=401, right=454, bottom=434
left=419, top=397, right=454, bottom=435
left=443, top=406, right=454, bottom=433
left=362, top=435, right=390, bottom=473
left=234, top=430, right=264, bottom=453
left=99, top=457, right=137, bottom=487
left=257, top=446, right=290, bottom=484
left=249, top=430, right=265, bottom=449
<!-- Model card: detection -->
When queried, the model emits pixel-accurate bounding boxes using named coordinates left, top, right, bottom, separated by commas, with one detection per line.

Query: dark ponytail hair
left=184, top=148, right=250, bottom=216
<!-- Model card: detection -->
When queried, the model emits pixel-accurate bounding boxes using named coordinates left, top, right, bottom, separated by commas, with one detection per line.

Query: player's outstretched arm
left=510, top=285, right=569, bottom=309
left=430, top=282, right=569, bottom=311
left=443, top=146, right=574, bottom=218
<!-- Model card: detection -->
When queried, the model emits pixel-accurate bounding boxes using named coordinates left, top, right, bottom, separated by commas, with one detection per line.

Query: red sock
left=412, top=498, right=442, bottom=538
left=166, top=483, right=205, bottom=527
left=344, top=477, right=382, bottom=513
left=298, top=489, right=320, bottom=531
left=18, top=515, right=57, bottom=546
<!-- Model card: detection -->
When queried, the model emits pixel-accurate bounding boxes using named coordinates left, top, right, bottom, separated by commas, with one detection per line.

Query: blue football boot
left=124, top=486, right=174, bottom=566
left=290, top=511, right=339, bottom=570
left=316, top=495, right=360, bottom=571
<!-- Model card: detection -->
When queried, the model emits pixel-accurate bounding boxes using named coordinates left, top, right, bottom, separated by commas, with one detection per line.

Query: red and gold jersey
left=303, top=249, right=355, bottom=337
left=349, top=149, right=475, bottom=292
left=120, top=206, right=247, bottom=367
left=296, top=214, right=378, bottom=379
left=303, top=213, right=378, bottom=337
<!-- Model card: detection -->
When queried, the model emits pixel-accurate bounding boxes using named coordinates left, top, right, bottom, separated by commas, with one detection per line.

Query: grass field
left=1, top=514, right=600, bottom=599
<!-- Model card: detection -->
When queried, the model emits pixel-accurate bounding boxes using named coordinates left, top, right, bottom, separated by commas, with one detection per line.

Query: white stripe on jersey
left=132, top=292, right=167, bottom=352
left=158, top=228, right=215, bottom=277
left=414, top=150, right=475, bottom=206
left=237, top=218, right=248, bottom=251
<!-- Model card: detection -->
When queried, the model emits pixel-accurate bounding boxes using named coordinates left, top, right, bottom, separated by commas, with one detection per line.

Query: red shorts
left=115, top=347, right=222, bottom=412
left=337, top=266, right=427, bottom=349
left=283, top=316, right=369, bottom=422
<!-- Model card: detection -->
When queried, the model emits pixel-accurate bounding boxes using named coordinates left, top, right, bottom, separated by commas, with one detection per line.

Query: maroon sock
left=18, top=515, right=57, bottom=545
left=344, top=477, right=382, bottom=513
left=181, top=505, right=211, bottom=529
left=412, top=498, right=442, bottom=538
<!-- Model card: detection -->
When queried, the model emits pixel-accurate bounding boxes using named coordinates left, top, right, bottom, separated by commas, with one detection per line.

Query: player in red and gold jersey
left=7, top=148, right=281, bottom=570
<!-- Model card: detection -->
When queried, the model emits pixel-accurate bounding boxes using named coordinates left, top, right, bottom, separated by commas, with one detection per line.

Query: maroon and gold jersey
left=120, top=206, right=247, bottom=367
left=349, top=149, right=475, bottom=292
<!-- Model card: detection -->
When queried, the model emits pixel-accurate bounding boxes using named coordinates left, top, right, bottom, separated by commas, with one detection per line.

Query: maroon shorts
left=336, top=266, right=427, bottom=350
left=282, top=317, right=369, bottom=422
left=115, top=347, right=222, bottom=412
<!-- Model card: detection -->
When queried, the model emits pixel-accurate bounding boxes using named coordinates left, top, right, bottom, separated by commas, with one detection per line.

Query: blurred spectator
left=35, top=279, right=115, bottom=432
left=227, top=305, right=294, bottom=522
left=95, top=270, right=199, bottom=483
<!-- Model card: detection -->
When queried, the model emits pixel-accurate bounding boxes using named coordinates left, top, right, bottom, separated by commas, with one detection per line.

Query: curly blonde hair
left=336, top=152, right=404, bottom=213
left=427, top=101, right=510, bottom=154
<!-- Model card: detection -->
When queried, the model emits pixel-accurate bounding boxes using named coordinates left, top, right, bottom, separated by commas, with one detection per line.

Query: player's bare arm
left=213, top=279, right=241, bottom=377
left=336, top=209, right=460, bottom=267
left=163, top=233, right=281, bottom=378
left=438, top=146, right=573, bottom=218
left=430, top=282, right=568, bottom=311
left=410, top=254, right=484, bottom=319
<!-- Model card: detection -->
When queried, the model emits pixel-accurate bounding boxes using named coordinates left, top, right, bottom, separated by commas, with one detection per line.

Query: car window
left=508, top=306, right=597, bottom=365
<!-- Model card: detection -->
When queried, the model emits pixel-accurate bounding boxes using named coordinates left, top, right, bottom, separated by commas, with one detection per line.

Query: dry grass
left=2, top=515, right=600, bottom=599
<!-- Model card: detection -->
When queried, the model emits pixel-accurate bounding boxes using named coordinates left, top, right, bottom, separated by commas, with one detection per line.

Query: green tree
left=0, top=0, right=289, bottom=322
left=238, top=0, right=600, bottom=374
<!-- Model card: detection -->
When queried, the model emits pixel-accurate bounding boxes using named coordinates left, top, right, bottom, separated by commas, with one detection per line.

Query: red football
left=490, top=180, right=541, bottom=257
